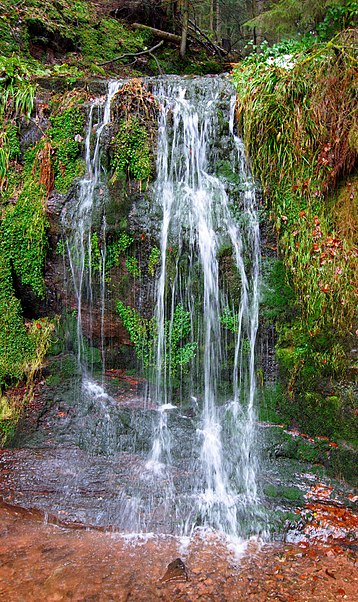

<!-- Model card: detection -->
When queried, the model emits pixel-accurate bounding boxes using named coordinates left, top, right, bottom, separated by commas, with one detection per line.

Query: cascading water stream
left=57, top=76, right=265, bottom=538
left=61, top=81, right=121, bottom=445
left=64, top=81, right=120, bottom=378
left=145, top=77, right=264, bottom=539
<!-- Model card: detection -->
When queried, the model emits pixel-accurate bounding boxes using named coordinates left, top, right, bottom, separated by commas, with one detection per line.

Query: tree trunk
left=216, top=0, right=220, bottom=42
left=210, top=0, right=214, bottom=33
left=254, top=0, right=265, bottom=48
left=180, top=0, right=189, bottom=58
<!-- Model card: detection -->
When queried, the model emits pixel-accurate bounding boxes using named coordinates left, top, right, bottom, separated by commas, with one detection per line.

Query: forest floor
left=0, top=501, right=357, bottom=602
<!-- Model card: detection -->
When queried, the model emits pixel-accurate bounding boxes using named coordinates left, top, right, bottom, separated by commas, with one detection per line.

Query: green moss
left=112, top=117, right=152, bottom=184
left=261, top=259, right=295, bottom=324
left=0, top=412, right=17, bottom=445
left=78, top=18, right=150, bottom=65
left=48, top=106, right=85, bottom=193
left=0, top=255, right=35, bottom=386
left=1, top=182, right=48, bottom=297
left=215, top=160, right=242, bottom=186
left=327, top=446, right=358, bottom=487
left=0, top=15, right=19, bottom=56
left=116, top=302, right=197, bottom=376
left=264, top=484, right=304, bottom=502
left=5, top=122, right=21, bottom=160
left=259, top=383, right=286, bottom=423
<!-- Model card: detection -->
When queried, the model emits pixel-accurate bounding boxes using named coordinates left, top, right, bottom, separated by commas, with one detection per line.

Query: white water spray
left=63, top=81, right=120, bottom=374
left=146, top=77, right=263, bottom=538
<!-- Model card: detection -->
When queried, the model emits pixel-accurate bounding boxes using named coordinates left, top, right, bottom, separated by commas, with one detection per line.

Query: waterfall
left=60, top=81, right=121, bottom=452
left=145, top=77, right=263, bottom=539
left=58, top=76, right=265, bottom=539
left=63, top=81, right=120, bottom=377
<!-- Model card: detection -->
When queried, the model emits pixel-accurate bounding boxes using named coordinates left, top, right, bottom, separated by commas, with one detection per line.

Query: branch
left=132, top=23, right=182, bottom=45
left=149, top=52, right=163, bottom=75
left=187, top=18, right=226, bottom=57
left=98, top=40, right=164, bottom=66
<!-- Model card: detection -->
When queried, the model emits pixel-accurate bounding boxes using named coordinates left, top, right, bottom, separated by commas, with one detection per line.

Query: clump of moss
left=78, top=18, right=151, bottom=66
left=112, top=117, right=152, bottom=184
left=1, top=182, right=48, bottom=296
left=0, top=254, right=35, bottom=386
left=48, top=104, right=85, bottom=193
left=111, top=80, right=159, bottom=187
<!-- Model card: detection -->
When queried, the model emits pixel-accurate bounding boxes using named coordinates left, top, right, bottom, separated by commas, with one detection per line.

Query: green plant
left=0, top=56, right=36, bottom=119
left=317, top=1, right=358, bottom=40
left=166, top=304, right=197, bottom=374
left=261, top=259, right=295, bottom=324
left=56, top=240, right=65, bottom=255
left=126, top=256, right=140, bottom=277
left=105, top=233, right=134, bottom=270
left=148, top=246, right=160, bottom=276
left=116, top=302, right=197, bottom=376
left=220, top=306, right=238, bottom=333
left=0, top=254, right=35, bottom=387
left=84, top=232, right=102, bottom=272
left=116, top=301, right=156, bottom=369
left=233, top=35, right=357, bottom=339
left=48, top=105, right=85, bottom=193
left=112, top=117, right=152, bottom=185
left=0, top=57, right=37, bottom=190
left=1, top=181, right=48, bottom=297
left=5, top=122, right=20, bottom=159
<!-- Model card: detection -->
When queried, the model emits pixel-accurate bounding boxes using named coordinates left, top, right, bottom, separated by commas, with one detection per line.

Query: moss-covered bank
left=233, top=32, right=357, bottom=449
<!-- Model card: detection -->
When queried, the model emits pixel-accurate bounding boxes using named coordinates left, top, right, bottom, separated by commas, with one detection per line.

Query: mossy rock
left=269, top=427, right=358, bottom=486
left=264, top=483, right=305, bottom=503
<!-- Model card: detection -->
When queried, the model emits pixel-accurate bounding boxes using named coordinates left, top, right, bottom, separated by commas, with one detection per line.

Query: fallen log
left=98, top=40, right=164, bottom=66
left=132, top=23, right=182, bottom=45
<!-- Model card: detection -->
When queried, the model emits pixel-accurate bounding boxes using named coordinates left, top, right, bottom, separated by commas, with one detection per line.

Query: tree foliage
left=245, top=0, right=358, bottom=40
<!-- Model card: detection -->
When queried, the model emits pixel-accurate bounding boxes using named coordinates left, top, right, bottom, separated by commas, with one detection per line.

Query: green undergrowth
left=0, top=0, right=223, bottom=78
left=233, top=32, right=357, bottom=444
left=0, top=58, right=59, bottom=436
left=111, top=80, right=158, bottom=187
left=116, top=302, right=197, bottom=380
left=48, top=103, right=85, bottom=193
left=112, top=117, right=152, bottom=185
left=0, top=179, right=50, bottom=393
left=1, top=182, right=48, bottom=296
left=0, top=0, right=149, bottom=73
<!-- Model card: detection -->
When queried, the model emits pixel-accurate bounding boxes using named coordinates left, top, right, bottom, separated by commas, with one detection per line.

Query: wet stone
left=160, top=557, right=188, bottom=583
